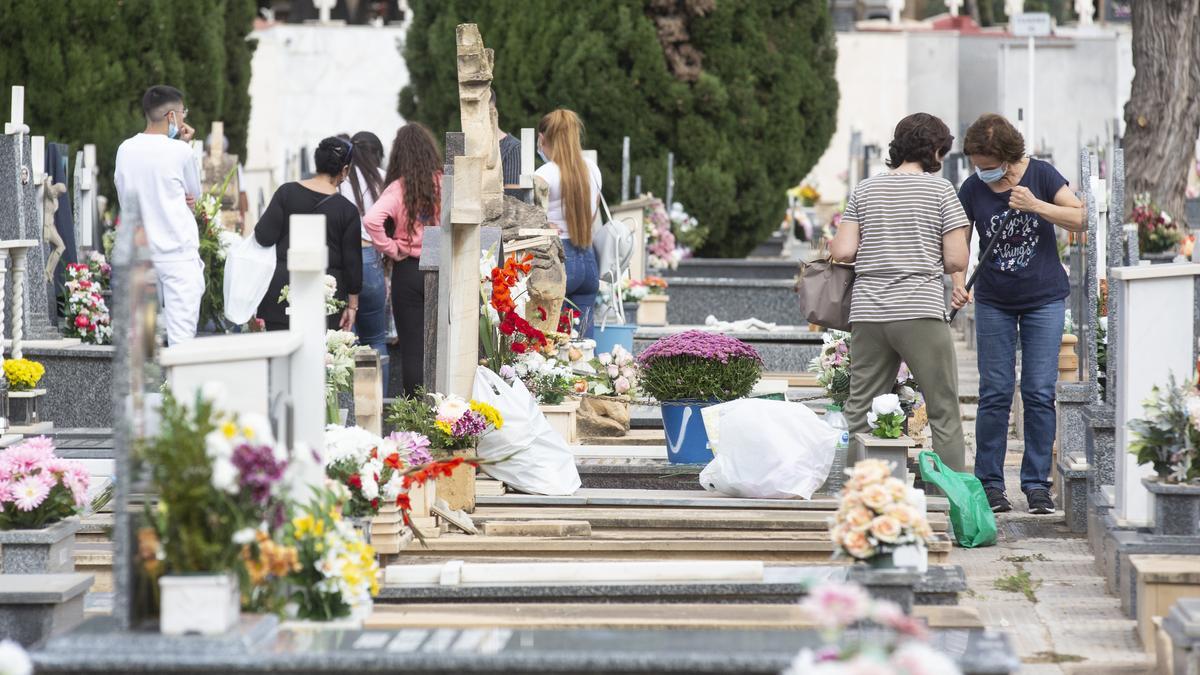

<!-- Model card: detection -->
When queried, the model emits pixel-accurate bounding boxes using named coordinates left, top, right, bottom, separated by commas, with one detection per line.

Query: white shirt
left=114, top=133, right=202, bottom=262
left=535, top=158, right=602, bottom=240
left=338, top=167, right=387, bottom=241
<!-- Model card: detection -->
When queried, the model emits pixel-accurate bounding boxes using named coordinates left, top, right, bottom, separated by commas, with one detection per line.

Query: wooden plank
left=478, top=488, right=950, bottom=513
left=366, top=601, right=977, bottom=631
left=407, top=533, right=953, bottom=554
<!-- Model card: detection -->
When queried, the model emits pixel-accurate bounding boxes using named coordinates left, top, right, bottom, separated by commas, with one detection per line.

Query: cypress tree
left=222, top=0, right=258, bottom=162
left=399, top=0, right=838, bottom=257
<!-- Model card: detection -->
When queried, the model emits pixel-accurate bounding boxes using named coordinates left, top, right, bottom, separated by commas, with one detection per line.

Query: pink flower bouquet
left=830, top=459, right=933, bottom=562
left=0, top=437, right=90, bottom=529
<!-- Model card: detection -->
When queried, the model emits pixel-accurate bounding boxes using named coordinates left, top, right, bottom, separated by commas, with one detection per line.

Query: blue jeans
left=564, top=241, right=599, bottom=338
left=974, top=298, right=1066, bottom=494
left=354, top=246, right=389, bottom=387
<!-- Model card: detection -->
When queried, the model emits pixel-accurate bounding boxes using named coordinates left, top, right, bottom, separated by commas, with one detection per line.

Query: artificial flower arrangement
left=621, top=276, right=669, bottom=303
left=668, top=201, right=707, bottom=252
left=86, top=250, right=112, bottom=290
left=784, top=580, right=961, bottom=675
left=788, top=182, right=821, bottom=207
left=868, top=394, right=907, bottom=439
left=285, top=486, right=379, bottom=622
left=280, top=274, right=344, bottom=316
left=62, top=262, right=112, bottom=345
left=3, top=358, right=45, bottom=391
left=194, top=166, right=243, bottom=331
left=137, top=388, right=291, bottom=584
left=480, top=252, right=551, bottom=371
left=325, top=330, right=358, bottom=424
left=637, top=330, right=762, bottom=402
left=644, top=198, right=680, bottom=270
left=1132, top=193, right=1182, bottom=255
left=386, top=390, right=503, bottom=453
left=809, top=331, right=851, bottom=409
left=325, top=425, right=408, bottom=518
left=0, top=437, right=90, bottom=530
left=581, top=345, right=639, bottom=398
left=500, top=351, right=576, bottom=405
left=1128, top=374, right=1200, bottom=484
left=893, top=362, right=923, bottom=417
left=830, top=459, right=934, bottom=563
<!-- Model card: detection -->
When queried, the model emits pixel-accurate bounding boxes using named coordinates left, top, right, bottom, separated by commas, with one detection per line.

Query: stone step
left=659, top=278, right=801, bottom=325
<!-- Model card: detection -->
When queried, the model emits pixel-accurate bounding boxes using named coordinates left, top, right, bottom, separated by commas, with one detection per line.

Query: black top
left=957, top=158, right=1070, bottom=312
left=253, top=182, right=363, bottom=328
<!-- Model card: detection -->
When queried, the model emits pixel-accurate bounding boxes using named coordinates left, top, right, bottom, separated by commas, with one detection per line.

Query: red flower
left=511, top=342, right=527, bottom=354
left=395, top=494, right=411, bottom=510
left=371, top=498, right=379, bottom=510
left=384, top=453, right=402, bottom=470
left=536, top=307, right=548, bottom=321
left=74, top=315, right=89, bottom=328
left=347, top=473, right=362, bottom=490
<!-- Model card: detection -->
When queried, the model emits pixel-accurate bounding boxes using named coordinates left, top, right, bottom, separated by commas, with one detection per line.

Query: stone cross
left=1075, top=0, right=1094, bottom=26
left=1006, top=0, right=1024, bottom=17
left=314, top=0, right=335, bottom=23
left=445, top=23, right=501, bottom=398
left=887, top=0, right=905, bottom=24
left=1111, top=264, right=1200, bottom=526
left=946, top=0, right=963, bottom=17
left=519, top=128, right=535, bottom=198
left=73, top=145, right=97, bottom=250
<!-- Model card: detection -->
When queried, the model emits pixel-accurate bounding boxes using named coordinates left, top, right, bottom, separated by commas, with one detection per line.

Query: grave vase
left=0, top=517, right=80, bottom=574
left=539, top=398, right=580, bottom=445
left=1142, top=478, right=1200, bottom=537
left=369, top=503, right=404, bottom=556
left=637, top=294, right=669, bottom=326
left=158, top=572, right=240, bottom=636
left=434, top=449, right=476, bottom=513
left=1059, top=334, right=1079, bottom=382
left=661, top=400, right=717, bottom=465
left=7, top=388, right=45, bottom=428
left=622, top=301, right=640, bottom=321
left=855, top=433, right=915, bottom=482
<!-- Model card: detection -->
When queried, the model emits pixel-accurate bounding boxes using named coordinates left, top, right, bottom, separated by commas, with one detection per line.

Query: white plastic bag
left=472, top=366, right=581, bottom=496
left=698, top=398, right=839, bottom=499
left=222, top=235, right=276, bottom=325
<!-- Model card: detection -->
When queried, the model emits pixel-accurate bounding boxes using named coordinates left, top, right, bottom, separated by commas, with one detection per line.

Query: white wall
left=244, top=23, right=410, bottom=218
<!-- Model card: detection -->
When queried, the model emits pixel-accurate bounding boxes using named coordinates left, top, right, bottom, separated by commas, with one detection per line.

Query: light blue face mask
left=537, top=147, right=548, bottom=163
left=976, top=163, right=1007, bottom=183
left=166, top=111, right=179, bottom=140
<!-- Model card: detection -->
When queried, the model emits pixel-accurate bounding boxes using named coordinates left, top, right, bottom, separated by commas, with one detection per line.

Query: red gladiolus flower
left=348, top=473, right=362, bottom=489
left=371, top=498, right=379, bottom=510
left=536, top=306, right=547, bottom=321
left=384, top=453, right=402, bottom=470
left=395, top=494, right=411, bottom=510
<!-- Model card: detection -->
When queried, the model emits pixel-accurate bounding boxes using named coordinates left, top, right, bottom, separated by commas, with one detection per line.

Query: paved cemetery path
left=950, top=342, right=1154, bottom=674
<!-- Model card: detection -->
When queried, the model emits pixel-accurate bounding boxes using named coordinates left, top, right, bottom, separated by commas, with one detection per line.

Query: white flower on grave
left=434, top=395, right=471, bottom=424
left=239, top=412, right=275, bottom=446
left=1186, top=396, right=1200, bottom=432
left=211, top=456, right=239, bottom=494
left=1170, top=460, right=1192, bottom=484
left=205, top=430, right=233, bottom=462
left=0, top=638, right=33, bottom=675
left=360, top=470, right=379, bottom=501
left=888, top=641, right=962, bottom=675
left=232, top=528, right=257, bottom=546
left=382, top=473, right=404, bottom=502
left=867, top=393, right=903, bottom=429
left=217, top=230, right=242, bottom=259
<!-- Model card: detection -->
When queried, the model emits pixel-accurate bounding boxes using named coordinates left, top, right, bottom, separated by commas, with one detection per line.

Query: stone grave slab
left=662, top=277, right=799, bottom=325
left=0, top=572, right=92, bottom=646
left=659, top=258, right=798, bottom=280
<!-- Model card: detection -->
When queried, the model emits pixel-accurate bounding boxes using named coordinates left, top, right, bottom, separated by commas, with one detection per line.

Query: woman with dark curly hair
left=829, top=113, right=970, bottom=472
left=363, top=123, right=443, bottom=397
left=951, top=113, right=1083, bottom=515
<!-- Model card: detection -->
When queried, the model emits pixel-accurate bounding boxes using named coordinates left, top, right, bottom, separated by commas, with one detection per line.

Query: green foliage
left=639, top=354, right=762, bottom=402
left=1128, top=374, right=1200, bottom=483
left=399, top=0, right=837, bottom=257
left=0, top=0, right=257, bottom=200
left=870, top=412, right=906, bottom=439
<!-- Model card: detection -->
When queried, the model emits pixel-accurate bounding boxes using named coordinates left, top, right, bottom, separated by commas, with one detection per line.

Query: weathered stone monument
left=201, top=121, right=243, bottom=233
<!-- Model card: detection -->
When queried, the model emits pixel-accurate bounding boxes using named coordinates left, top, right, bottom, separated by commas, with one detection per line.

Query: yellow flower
left=435, top=420, right=453, bottom=435
left=221, top=421, right=238, bottom=440
left=292, top=514, right=315, bottom=538
left=3, top=358, right=45, bottom=391
left=470, top=401, right=504, bottom=430
left=242, top=425, right=255, bottom=440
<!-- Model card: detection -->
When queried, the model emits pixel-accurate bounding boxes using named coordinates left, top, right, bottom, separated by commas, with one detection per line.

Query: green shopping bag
left=918, top=451, right=997, bottom=548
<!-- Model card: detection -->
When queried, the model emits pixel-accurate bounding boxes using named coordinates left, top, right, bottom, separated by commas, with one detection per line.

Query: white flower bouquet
left=830, top=459, right=933, bottom=562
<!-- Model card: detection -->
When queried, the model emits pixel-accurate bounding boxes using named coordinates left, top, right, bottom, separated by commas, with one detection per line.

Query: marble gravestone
left=0, top=89, right=58, bottom=340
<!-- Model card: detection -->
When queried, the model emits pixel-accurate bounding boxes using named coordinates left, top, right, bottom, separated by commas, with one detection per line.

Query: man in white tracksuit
left=114, top=85, right=202, bottom=345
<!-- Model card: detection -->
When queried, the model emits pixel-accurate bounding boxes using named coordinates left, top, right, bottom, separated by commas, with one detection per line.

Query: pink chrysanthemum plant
left=0, top=436, right=90, bottom=529
left=636, top=330, right=763, bottom=403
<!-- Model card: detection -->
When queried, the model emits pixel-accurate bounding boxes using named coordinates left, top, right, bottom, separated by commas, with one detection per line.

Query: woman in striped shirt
left=829, top=113, right=971, bottom=472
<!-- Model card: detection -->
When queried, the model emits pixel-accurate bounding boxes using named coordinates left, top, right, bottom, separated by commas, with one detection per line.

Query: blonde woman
left=535, top=109, right=601, bottom=336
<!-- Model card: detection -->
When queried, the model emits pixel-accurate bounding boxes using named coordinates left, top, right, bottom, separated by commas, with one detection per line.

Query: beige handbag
left=796, top=257, right=855, bottom=331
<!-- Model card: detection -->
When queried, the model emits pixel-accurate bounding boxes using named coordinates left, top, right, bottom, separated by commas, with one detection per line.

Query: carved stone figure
left=41, top=176, right=67, bottom=281
left=484, top=192, right=567, bottom=335
left=578, top=396, right=632, bottom=437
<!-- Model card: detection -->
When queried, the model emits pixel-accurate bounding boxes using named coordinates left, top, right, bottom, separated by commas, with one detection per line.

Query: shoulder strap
left=597, top=191, right=614, bottom=225
left=314, top=193, right=338, bottom=210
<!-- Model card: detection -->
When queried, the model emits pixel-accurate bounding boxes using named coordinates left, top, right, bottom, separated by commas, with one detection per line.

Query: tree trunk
left=1122, top=0, right=1200, bottom=223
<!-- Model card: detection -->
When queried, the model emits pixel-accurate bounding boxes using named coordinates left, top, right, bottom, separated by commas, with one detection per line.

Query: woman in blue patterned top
left=952, top=114, right=1084, bottom=516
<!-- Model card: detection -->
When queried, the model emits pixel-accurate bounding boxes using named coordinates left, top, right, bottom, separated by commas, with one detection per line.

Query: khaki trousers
left=846, top=319, right=966, bottom=473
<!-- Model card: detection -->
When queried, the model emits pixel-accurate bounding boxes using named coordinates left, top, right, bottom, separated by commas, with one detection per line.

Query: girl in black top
left=254, top=137, right=364, bottom=331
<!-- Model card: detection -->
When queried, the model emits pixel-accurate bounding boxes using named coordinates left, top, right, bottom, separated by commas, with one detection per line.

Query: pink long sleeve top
left=362, top=173, right=442, bottom=261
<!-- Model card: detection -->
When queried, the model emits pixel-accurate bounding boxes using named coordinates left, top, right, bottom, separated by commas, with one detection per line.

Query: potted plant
left=784, top=580, right=962, bottom=674
left=0, top=437, right=90, bottom=574
left=1128, top=375, right=1200, bottom=536
left=3, top=358, right=46, bottom=430
left=855, top=394, right=915, bottom=482
left=1132, top=193, right=1182, bottom=262
left=502, top=353, right=579, bottom=444
left=637, top=330, right=763, bottom=464
left=325, top=330, right=358, bottom=425
left=634, top=276, right=670, bottom=327
left=385, top=391, right=502, bottom=512
left=810, top=332, right=852, bottom=491
left=139, top=389, right=291, bottom=635
left=830, top=459, right=934, bottom=570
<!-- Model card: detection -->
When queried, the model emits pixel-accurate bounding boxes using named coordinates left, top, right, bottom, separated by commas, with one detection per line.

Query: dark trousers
left=391, top=257, right=424, bottom=397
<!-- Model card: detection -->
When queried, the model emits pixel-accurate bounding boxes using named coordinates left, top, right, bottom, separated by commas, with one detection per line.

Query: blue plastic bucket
left=592, top=323, right=637, bottom=356
left=661, top=401, right=717, bottom=464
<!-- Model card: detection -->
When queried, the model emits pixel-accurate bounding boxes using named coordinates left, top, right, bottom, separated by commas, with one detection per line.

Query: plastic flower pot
left=661, top=400, right=717, bottom=465
left=593, top=323, right=637, bottom=356
left=159, top=572, right=240, bottom=636
left=637, top=295, right=669, bottom=326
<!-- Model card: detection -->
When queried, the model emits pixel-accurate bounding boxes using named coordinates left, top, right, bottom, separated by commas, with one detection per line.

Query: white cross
left=4, top=85, right=29, bottom=135
left=1075, top=0, right=1094, bottom=26
left=313, top=0, right=335, bottom=24
left=1006, top=0, right=1025, bottom=18
left=946, top=0, right=963, bottom=17
left=887, top=0, right=905, bottom=25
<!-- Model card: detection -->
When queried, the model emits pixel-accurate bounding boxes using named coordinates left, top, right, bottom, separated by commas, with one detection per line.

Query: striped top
left=843, top=173, right=969, bottom=323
